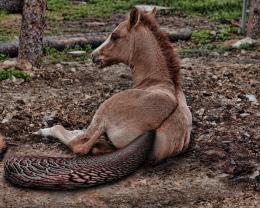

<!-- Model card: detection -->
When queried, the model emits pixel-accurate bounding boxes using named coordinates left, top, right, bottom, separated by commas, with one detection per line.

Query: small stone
left=245, top=94, right=257, bottom=102
left=211, top=51, right=220, bottom=56
left=67, top=51, right=86, bottom=57
left=70, top=68, right=76, bottom=73
left=232, top=37, right=256, bottom=48
left=29, top=123, right=35, bottom=127
left=223, top=52, right=229, bottom=57
left=240, top=113, right=250, bottom=117
left=241, top=49, right=246, bottom=54
left=217, top=173, right=229, bottom=178
left=202, top=91, right=212, bottom=97
left=196, top=108, right=205, bottom=117
left=249, top=170, right=259, bottom=179
left=243, top=132, right=250, bottom=138
left=3, top=59, right=17, bottom=68
left=210, top=30, right=217, bottom=36
left=56, top=63, right=63, bottom=68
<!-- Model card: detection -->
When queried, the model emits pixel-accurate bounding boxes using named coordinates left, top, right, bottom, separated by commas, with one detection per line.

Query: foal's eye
left=111, top=32, right=120, bottom=41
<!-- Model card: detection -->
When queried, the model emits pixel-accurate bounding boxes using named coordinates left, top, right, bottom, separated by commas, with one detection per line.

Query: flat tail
left=4, top=130, right=155, bottom=190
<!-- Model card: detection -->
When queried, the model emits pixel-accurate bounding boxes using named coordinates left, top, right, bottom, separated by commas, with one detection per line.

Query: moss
left=0, top=68, right=31, bottom=81
left=192, top=30, right=211, bottom=45
left=238, top=43, right=257, bottom=50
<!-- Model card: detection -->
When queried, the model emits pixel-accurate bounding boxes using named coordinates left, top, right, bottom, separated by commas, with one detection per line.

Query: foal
left=35, top=7, right=192, bottom=161
left=4, top=7, right=192, bottom=189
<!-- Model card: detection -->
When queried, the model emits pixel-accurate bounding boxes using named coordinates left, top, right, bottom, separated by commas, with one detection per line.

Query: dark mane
left=139, top=12, right=181, bottom=87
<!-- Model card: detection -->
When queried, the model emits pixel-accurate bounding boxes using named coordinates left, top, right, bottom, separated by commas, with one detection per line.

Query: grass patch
left=0, top=10, right=9, bottom=20
left=0, top=68, right=31, bottom=81
left=47, top=0, right=140, bottom=21
left=154, top=0, right=242, bottom=20
left=43, top=45, right=92, bottom=64
left=192, top=29, right=211, bottom=45
left=0, top=54, right=9, bottom=61
left=238, top=43, right=257, bottom=50
left=192, top=26, right=236, bottom=46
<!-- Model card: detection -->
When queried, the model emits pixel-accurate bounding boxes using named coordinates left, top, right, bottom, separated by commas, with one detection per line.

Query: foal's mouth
left=91, top=55, right=105, bottom=68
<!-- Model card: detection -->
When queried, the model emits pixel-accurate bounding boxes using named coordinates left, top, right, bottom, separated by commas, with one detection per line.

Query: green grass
left=0, top=68, right=31, bottom=81
left=0, top=54, right=9, bottom=61
left=43, top=45, right=92, bottom=64
left=192, top=25, right=237, bottom=46
left=192, top=29, right=211, bottom=45
left=154, top=0, right=242, bottom=20
left=0, top=10, right=9, bottom=19
left=0, top=27, right=18, bottom=41
left=47, top=0, right=140, bottom=21
left=238, top=43, right=257, bottom=50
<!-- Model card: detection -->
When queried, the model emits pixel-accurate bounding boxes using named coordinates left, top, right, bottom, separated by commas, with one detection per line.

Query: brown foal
left=34, top=7, right=192, bottom=162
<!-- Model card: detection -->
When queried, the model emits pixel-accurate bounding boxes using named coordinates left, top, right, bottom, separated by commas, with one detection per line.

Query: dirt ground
left=0, top=12, right=259, bottom=208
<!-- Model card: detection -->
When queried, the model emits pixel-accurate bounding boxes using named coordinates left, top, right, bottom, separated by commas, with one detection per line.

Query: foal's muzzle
left=91, top=51, right=103, bottom=67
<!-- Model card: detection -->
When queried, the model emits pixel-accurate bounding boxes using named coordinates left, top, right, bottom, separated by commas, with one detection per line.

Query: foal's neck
left=130, top=30, right=173, bottom=89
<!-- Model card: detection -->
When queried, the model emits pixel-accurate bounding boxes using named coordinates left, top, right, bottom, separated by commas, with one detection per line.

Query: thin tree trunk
left=247, top=0, right=260, bottom=38
left=18, top=0, right=46, bottom=68
left=0, top=0, right=23, bottom=13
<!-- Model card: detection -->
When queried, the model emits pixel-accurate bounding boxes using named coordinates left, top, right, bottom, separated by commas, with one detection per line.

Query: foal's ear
left=148, top=7, right=157, bottom=18
left=128, top=7, right=141, bottom=30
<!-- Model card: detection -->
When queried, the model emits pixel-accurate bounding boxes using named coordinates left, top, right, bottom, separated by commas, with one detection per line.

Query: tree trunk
left=0, top=0, right=23, bottom=13
left=18, top=0, right=46, bottom=68
left=247, top=0, right=260, bottom=38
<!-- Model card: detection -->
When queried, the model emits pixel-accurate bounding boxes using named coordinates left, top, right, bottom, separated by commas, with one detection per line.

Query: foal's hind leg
left=33, top=125, right=86, bottom=146
left=34, top=121, right=105, bottom=155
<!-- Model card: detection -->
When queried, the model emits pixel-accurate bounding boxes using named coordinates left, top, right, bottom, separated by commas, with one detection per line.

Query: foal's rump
left=98, top=89, right=176, bottom=149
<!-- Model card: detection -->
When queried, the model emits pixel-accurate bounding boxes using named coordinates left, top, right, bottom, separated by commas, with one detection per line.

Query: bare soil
left=0, top=13, right=259, bottom=208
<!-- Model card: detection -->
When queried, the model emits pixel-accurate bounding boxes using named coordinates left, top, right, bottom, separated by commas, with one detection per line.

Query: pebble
left=67, top=51, right=86, bottom=57
left=240, top=113, right=250, bottom=117
left=56, top=63, right=63, bottom=68
left=245, top=94, right=257, bottom=102
left=232, top=37, right=256, bottom=48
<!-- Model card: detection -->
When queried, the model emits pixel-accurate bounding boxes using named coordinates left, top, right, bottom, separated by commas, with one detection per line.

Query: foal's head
left=91, top=7, right=180, bottom=86
left=91, top=7, right=157, bottom=68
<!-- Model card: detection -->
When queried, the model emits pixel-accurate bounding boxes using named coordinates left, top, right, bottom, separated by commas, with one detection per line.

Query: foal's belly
left=106, top=124, right=145, bottom=149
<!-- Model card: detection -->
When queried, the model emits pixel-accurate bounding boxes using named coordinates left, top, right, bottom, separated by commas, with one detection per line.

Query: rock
left=249, top=170, right=259, bottom=180
left=67, top=51, right=86, bottom=57
left=223, top=52, right=229, bottom=57
left=56, top=63, right=63, bottom=68
left=166, top=28, right=193, bottom=41
left=196, top=108, right=205, bottom=117
left=3, top=59, right=17, bottom=68
left=240, top=113, right=250, bottom=117
left=202, top=91, right=212, bottom=97
left=211, top=51, right=220, bottom=56
left=241, top=49, right=246, bottom=54
left=210, top=30, right=217, bottom=37
left=232, top=37, right=256, bottom=48
left=245, top=94, right=257, bottom=102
